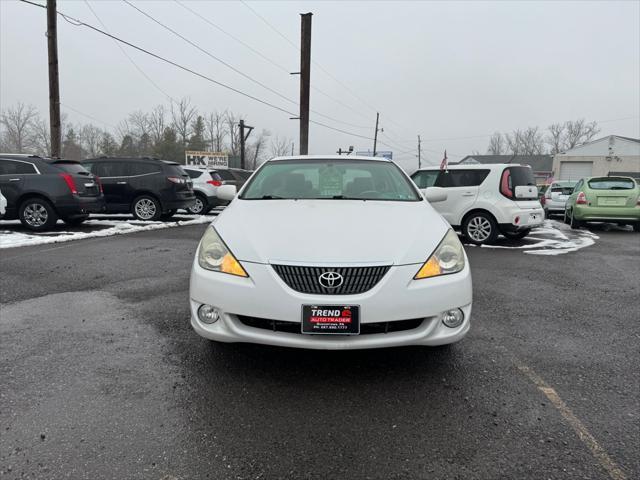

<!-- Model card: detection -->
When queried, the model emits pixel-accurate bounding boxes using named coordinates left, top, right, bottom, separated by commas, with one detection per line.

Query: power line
left=18, top=0, right=383, bottom=145
left=60, top=102, right=117, bottom=129
left=123, top=0, right=370, bottom=130
left=84, top=0, right=177, bottom=104
left=238, top=0, right=409, bottom=129
left=172, top=0, right=372, bottom=129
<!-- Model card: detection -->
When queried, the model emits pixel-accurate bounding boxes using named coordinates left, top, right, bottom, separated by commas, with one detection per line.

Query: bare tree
left=486, top=132, right=505, bottom=155
left=505, top=129, right=524, bottom=155
left=171, top=97, right=197, bottom=146
left=270, top=135, right=291, bottom=157
left=128, top=110, right=151, bottom=141
left=505, top=127, right=544, bottom=155
left=546, top=123, right=565, bottom=154
left=0, top=102, right=38, bottom=153
left=565, top=119, right=600, bottom=150
left=149, top=105, right=166, bottom=145
left=205, top=111, right=228, bottom=152
left=32, top=116, right=51, bottom=156
left=79, top=124, right=103, bottom=158
left=246, top=129, right=270, bottom=169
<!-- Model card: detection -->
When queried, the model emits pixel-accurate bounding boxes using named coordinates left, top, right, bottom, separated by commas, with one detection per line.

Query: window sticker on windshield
left=318, top=165, right=344, bottom=197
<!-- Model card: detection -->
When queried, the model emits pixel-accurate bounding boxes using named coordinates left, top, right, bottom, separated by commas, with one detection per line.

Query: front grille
left=237, top=316, right=424, bottom=335
left=271, top=264, right=390, bottom=295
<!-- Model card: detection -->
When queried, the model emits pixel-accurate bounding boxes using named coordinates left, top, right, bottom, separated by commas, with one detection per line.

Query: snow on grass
left=0, top=215, right=216, bottom=249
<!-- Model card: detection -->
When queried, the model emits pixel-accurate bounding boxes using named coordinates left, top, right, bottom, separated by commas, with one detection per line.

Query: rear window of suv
left=165, top=164, right=189, bottom=177
left=53, top=161, right=91, bottom=175
left=587, top=178, right=635, bottom=190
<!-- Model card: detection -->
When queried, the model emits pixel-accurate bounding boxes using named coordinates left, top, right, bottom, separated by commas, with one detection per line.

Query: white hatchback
left=411, top=164, right=544, bottom=244
left=189, top=156, right=472, bottom=350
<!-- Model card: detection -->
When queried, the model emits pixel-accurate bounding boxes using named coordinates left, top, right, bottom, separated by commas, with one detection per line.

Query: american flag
left=440, top=150, right=448, bottom=171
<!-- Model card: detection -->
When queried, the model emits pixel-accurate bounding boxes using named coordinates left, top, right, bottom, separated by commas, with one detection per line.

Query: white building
left=552, top=135, right=640, bottom=181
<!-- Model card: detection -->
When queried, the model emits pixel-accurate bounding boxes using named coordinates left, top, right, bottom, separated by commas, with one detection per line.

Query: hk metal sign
left=185, top=151, right=229, bottom=169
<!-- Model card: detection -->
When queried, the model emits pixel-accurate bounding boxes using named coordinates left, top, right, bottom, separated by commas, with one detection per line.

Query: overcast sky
left=1, top=0, right=639, bottom=170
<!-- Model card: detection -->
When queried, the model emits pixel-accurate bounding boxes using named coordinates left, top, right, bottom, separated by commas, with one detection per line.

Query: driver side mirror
left=422, top=187, right=447, bottom=203
left=217, top=184, right=237, bottom=201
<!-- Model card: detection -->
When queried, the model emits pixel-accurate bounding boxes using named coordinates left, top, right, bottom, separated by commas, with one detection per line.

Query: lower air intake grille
left=271, top=264, right=391, bottom=295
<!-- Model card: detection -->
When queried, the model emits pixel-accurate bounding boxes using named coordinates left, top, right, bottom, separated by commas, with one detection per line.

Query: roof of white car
left=415, top=163, right=523, bottom=171
left=270, top=155, right=390, bottom=162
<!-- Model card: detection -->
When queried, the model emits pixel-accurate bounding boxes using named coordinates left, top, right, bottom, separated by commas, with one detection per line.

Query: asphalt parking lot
left=0, top=223, right=638, bottom=479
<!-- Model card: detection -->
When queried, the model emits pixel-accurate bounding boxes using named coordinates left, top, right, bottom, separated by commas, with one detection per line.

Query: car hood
left=212, top=199, right=450, bottom=265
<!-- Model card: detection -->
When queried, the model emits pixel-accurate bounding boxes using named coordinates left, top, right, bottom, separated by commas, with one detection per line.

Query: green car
left=564, top=176, right=640, bottom=231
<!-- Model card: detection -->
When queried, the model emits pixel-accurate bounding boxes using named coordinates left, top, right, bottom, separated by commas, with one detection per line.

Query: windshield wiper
left=259, top=195, right=285, bottom=199
left=331, top=195, right=361, bottom=200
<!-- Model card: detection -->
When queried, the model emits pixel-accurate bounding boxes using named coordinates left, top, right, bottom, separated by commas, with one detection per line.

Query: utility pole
left=47, top=0, right=61, bottom=158
left=417, top=135, right=422, bottom=169
left=299, top=13, right=312, bottom=155
left=238, top=119, right=253, bottom=169
left=372, top=112, right=380, bottom=156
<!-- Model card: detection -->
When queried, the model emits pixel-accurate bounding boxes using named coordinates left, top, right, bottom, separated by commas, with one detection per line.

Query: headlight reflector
left=198, top=226, right=248, bottom=277
left=414, top=229, right=465, bottom=279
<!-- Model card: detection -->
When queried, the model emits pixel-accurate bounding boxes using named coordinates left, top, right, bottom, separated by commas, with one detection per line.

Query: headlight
left=198, top=226, right=248, bottom=277
left=414, top=229, right=465, bottom=279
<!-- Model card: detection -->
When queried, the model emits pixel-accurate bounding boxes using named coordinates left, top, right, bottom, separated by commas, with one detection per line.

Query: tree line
left=0, top=98, right=293, bottom=169
left=485, top=119, right=601, bottom=156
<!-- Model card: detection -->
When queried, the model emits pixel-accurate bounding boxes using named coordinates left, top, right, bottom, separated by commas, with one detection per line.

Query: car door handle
left=462, top=192, right=475, bottom=196
left=9, top=178, right=21, bottom=182
left=116, top=181, right=127, bottom=184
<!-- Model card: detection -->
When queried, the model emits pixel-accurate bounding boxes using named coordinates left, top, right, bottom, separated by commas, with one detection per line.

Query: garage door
left=559, top=161, right=593, bottom=181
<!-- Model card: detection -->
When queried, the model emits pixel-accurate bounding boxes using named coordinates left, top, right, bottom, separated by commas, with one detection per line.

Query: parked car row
left=0, top=154, right=254, bottom=231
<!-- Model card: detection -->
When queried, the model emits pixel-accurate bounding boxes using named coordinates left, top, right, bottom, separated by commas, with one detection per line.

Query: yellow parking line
left=514, top=360, right=627, bottom=480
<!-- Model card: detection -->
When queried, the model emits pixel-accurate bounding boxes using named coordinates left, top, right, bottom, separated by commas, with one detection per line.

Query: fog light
left=198, top=304, right=220, bottom=324
left=442, top=308, right=464, bottom=328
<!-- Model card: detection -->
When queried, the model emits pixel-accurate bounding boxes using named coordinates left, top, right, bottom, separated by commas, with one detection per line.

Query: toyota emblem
left=318, top=271, right=343, bottom=289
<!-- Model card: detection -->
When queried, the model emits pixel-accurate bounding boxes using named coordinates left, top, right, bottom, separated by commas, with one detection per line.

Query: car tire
left=160, top=209, right=177, bottom=220
left=563, top=209, right=570, bottom=224
left=544, top=209, right=549, bottom=219
left=62, top=215, right=89, bottom=226
left=19, top=197, right=58, bottom=231
left=502, top=229, right=531, bottom=240
left=633, top=223, right=640, bottom=232
left=187, top=193, right=210, bottom=215
left=462, top=212, right=498, bottom=245
left=132, top=195, right=162, bottom=221
left=569, top=209, right=582, bottom=230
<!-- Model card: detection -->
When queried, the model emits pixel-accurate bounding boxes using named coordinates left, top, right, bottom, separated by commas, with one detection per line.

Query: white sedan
left=189, top=156, right=472, bottom=350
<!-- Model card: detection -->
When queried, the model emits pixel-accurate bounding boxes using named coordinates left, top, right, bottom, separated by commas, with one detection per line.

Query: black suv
left=0, top=154, right=105, bottom=231
left=82, top=157, right=195, bottom=220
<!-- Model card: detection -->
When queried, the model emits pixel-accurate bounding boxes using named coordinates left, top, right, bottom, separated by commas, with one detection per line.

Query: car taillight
left=167, top=176, right=184, bottom=184
left=540, top=195, right=546, bottom=206
left=207, top=180, right=223, bottom=187
left=500, top=170, right=512, bottom=198
left=576, top=192, right=587, bottom=205
left=95, top=176, right=104, bottom=193
left=60, top=173, right=78, bottom=194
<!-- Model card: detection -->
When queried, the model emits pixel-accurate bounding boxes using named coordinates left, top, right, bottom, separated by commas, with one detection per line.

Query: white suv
left=411, top=164, right=543, bottom=244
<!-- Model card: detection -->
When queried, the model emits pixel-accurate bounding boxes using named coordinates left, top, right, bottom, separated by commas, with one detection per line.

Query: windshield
left=588, top=178, right=636, bottom=190
left=240, top=159, right=421, bottom=201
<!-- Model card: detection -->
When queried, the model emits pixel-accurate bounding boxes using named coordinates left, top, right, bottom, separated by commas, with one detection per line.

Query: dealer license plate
left=301, top=305, right=360, bottom=335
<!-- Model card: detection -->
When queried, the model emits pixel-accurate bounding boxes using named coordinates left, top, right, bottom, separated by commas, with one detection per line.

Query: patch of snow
left=0, top=215, right=215, bottom=249
left=476, top=220, right=599, bottom=256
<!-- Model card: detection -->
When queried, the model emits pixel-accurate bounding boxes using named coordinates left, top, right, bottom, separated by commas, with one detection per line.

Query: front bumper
left=189, top=259, right=473, bottom=350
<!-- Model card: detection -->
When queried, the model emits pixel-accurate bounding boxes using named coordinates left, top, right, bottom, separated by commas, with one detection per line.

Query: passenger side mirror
left=422, top=187, right=447, bottom=203
left=217, top=184, right=237, bottom=201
